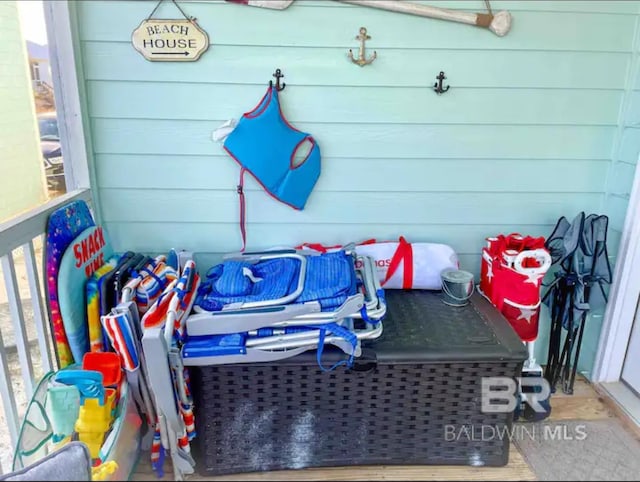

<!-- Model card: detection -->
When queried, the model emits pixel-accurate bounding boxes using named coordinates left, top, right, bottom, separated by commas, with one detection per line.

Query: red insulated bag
left=479, top=234, right=551, bottom=342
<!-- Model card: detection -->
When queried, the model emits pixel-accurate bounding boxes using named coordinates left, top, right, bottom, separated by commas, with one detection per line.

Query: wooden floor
left=132, top=377, right=623, bottom=481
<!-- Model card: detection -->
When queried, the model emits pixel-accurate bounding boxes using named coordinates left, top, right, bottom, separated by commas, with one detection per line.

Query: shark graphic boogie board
left=45, top=200, right=95, bottom=368
left=57, top=225, right=115, bottom=364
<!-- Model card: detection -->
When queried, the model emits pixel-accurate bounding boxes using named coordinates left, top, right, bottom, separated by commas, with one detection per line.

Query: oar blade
left=225, top=0, right=295, bottom=9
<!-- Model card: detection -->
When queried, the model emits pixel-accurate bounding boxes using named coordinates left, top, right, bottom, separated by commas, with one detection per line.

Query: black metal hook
left=434, top=71, right=450, bottom=95
left=269, top=69, right=286, bottom=92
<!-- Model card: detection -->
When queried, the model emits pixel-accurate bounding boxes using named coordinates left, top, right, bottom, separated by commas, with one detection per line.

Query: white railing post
left=1, top=254, right=35, bottom=398
left=0, top=189, right=91, bottom=471
left=0, top=327, right=20, bottom=450
left=22, top=240, right=54, bottom=374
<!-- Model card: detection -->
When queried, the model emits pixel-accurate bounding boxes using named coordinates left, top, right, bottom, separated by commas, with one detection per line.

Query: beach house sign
left=132, top=0, right=209, bottom=62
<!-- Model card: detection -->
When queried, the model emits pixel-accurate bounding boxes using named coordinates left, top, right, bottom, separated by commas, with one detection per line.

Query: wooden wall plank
left=86, top=81, right=623, bottom=126
left=606, top=194, right=631, bottom=232
left=608, top=161, right=637, bottom=196
left=623, top=90, right=640, bottom=127
left=95, top=155, right=610, bottom=193
left=82, top=43, right=631, bottom=90
left=618, top=127, right=640, bottom=163
left=90, top=119, right=616, bottom=159
left=98, top=188, right=602, bottom=225
left=104, top=221, right=556, bottom=256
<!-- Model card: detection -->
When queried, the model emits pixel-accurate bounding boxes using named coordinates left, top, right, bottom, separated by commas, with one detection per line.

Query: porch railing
left=0, top=188, right=91, bottom=473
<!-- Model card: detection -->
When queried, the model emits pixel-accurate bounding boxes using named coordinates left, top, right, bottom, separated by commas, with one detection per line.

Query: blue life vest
left=223, top=85, right=321, bottom=249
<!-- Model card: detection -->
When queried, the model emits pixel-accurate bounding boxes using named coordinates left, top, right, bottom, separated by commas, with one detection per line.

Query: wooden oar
left=226, top=0, right=512, bottom=37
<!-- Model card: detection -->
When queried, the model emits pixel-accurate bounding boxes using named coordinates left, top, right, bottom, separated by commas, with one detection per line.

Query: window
left=37, top=113, right=59, bottom=140
left=31, top=61, right=40, bottom=81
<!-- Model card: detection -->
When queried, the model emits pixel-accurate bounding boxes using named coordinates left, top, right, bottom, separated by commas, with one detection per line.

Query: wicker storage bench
left=190, top=290, right=528, bottom=476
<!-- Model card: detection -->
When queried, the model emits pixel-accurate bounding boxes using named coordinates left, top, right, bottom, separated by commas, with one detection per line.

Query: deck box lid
left=364, top=290, right=529, bottom=363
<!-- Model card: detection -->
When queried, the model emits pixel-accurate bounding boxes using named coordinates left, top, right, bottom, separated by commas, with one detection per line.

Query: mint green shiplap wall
left=590, top=13, right=640, bottom=378
left=72, top=0, right=640, bottom=376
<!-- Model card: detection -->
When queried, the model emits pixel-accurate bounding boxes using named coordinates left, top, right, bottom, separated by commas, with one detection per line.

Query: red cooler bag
left=479, top=234, right=551, bottom=342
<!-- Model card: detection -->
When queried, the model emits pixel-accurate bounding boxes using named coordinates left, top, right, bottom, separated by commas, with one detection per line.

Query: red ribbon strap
left=359, top=238, right=378, bottom=245
left=382, top=236, right=413, bottom=289
left=295, top=242, right=343, bottom=253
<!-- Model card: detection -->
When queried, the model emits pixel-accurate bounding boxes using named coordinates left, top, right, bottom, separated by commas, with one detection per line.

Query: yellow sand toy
left=74, top=387, right=117, bottom=458
left=92, top=461, right=119, bottom=480
left=52, top=370, right=111, bottom=458
left=13, top=369, right=143, bottom=481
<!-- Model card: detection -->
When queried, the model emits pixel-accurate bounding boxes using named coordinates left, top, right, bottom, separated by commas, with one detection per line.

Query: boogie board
left=87, top=255, right=122, bottom=353
left=45, top=200, right=95, bottom=368
left=57, top=225, right=115, bottom=364
left=95, top=252, right=140, bottom=352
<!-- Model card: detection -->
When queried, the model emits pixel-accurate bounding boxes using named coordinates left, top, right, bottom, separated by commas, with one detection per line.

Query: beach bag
left=12, top=367, right=141, bottom=481
left=479, top=233, right=551, bottom=342
left=298, top=236, right=459, bottom=290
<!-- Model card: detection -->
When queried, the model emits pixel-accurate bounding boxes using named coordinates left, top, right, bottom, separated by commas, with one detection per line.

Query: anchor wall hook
left=434, top=71, right=450, bottom=94
left=348, top=27, right=377, bottom=67
left=270, top=68, right=286, bottom=91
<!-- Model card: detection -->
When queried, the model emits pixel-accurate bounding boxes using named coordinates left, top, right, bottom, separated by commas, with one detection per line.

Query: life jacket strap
left=237, top=167, right=247, bottom=252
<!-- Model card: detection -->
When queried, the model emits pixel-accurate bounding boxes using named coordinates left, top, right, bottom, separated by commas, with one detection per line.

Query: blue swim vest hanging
left=223, top=84, right=321, bottom=250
